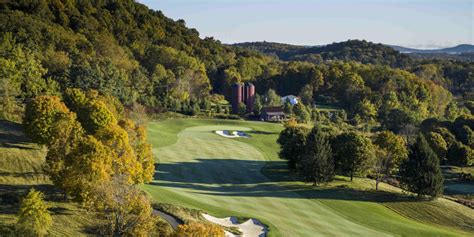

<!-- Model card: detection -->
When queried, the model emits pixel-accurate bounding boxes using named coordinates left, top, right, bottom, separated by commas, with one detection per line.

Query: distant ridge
left=388, top=44, right=474, bottom=54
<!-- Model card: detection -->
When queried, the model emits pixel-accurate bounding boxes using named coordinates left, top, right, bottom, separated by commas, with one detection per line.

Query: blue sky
left=138, top=0, right=473, bottom=49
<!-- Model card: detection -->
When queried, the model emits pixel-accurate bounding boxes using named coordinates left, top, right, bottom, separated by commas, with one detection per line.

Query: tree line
left=0, top=0, right=471, bottom=127
left=278, top=122, right=445, bottom=198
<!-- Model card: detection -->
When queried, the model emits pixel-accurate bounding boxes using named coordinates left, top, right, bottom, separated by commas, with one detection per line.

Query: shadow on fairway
left=152, top=158, right=413, bottom=203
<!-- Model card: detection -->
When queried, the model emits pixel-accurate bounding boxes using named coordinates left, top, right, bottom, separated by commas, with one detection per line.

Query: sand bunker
left=202, top=213, right=267, bottom=237
left=215, top=130, right=249, bottom=138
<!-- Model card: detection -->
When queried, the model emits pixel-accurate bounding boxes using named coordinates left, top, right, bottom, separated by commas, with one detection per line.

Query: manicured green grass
left=144, top=118, right=472, bottom=236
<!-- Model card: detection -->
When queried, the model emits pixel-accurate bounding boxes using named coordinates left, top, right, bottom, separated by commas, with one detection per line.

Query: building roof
left=262, top=106, right=285, bottom=115
left=262, top=106, right=283, bottom=112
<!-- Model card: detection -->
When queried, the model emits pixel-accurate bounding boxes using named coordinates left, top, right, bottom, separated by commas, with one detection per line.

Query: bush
left=174, top=222, right=225, bottom=237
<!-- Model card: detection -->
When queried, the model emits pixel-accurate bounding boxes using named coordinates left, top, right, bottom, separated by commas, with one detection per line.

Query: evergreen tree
left=238, top=102, right=247, bottom=117
left=300, top=127, right=335, bottom=185
left=399, top=134, right=444, bottom=198
left=16, top=189, right=52, bottom=237
left=253, top=94, right=263, bottom=115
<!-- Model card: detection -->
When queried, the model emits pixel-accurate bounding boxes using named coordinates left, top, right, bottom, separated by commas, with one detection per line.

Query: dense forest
left=0, top=0, right=472, bottom=122
left=0, top=0, right=472, bottom=141
left=0, top=0, right=471, bottom=163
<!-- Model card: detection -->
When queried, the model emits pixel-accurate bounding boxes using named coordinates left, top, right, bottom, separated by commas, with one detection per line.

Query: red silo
left=231, top=83, right=243, bottom=114
left=245, top=82, right=255, bottom=113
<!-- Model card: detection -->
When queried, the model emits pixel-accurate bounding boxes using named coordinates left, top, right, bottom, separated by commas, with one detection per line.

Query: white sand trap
left=215, top=130, right=249, bottom=138
left=202, top=213, right=267, bottom=237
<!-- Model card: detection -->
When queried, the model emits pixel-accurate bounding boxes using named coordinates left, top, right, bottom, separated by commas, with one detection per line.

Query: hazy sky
left=139, top=0, right=473, bottom=49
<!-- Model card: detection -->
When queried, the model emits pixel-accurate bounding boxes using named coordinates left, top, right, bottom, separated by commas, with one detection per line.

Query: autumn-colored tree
left=82, top=100, right=117, bottom=134
left=24, top=96, right=88, bottom=191
left=89, top=176, right=157, bottom=236
left=175, top=223, right=225, bottom=237
left=24, top=96, right=74, bottom=145
left=44, top=115, right=85, bottom=191
left=16, top=189, right=52, bottom=237
left=62, top=135, right=113, bottom=200
left=63, top=88, right=89, bottom=112
left=119, top=119, right=155, bottom=183
left=95, top=124, right=142, bottom=183
left=64, top=88, right=118, bottom=134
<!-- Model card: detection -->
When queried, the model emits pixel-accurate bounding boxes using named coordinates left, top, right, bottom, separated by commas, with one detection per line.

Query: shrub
left=174, top=222, right=225, bottom=237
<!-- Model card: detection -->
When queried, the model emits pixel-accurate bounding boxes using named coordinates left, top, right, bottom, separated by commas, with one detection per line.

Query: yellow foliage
left=24, top=96, right=73, bottom=145
left=175, top=222, right=225, bottom=237
left=16, top=189, right=52, bottom=237
left=284, top=118, right=298, bottom=127
left=95, top=124, right=142, bottom=184
left=119, top=119, right=155, bottom=183
left=63, top=135, right=113, bottom=200
left=88, top=177, right=157, bottom=236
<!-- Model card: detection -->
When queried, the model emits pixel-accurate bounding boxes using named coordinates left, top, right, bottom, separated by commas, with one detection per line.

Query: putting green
left=143, top=119, right=463, bottom=236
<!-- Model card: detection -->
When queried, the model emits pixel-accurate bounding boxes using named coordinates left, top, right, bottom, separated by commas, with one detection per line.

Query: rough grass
left=0, top=120, right=100, bottom=236
left=144, top=118, right=472, bottom=236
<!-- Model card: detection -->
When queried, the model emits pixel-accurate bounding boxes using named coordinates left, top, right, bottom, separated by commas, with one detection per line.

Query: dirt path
left=153, top=209, right=183, bottom=230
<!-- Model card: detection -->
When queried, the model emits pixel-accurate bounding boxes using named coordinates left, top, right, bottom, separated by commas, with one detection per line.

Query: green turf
left=144, top=118, right=471, bottom=236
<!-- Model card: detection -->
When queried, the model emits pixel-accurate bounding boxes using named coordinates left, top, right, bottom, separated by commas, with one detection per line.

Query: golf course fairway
left=143, top=119, right=468, bottom=236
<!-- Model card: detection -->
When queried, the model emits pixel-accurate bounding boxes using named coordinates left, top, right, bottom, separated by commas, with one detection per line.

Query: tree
left=333, top=132, right=375, bottom=181
left=372, top=131, right=408, bottom=190
left=62, top=135, right=113, bottom=200
left=119, top=119, right=155, bottom=183
left=283, top=100, right=293, bottom=115
left=95, top=124, right=142, bottom=184
left=16, top=189, right=52, bottom=237
left=447, top=142, right=474, bottom=171
left=299, top=84, right=314, bottom=105
left=457, top=125, right=474, bottom=148
left=277, top=125, right=310, bottom=171
left=293, top=103, right=310, bottom=123
left=64, top=88, right=118, bottom=134
left=399, top=134, right=444, bottom=198
left=0, top=57, right=22, bottom=121
left=175, top=223, right=225, bottom=237
left=426, top=132, right=448, bottom=161
left=253, top=93, right=263, bottom=115
left=238, top=102, right=247, bottom=117
left=89, top=177, right=157, bottom=236
left=380, top=109, right=416, bottom=134
left=82, top=100, right=118, bottom=134
left=354, top=99, right=377, bottom=121
left=263, top=89, right=281, bottom=106
left=300, top=127, right=335, bottom=185
left=24, top=96, right=74, bottom=145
